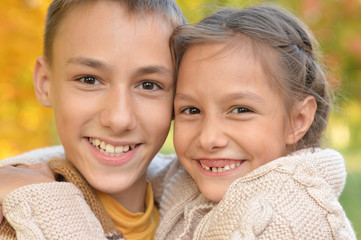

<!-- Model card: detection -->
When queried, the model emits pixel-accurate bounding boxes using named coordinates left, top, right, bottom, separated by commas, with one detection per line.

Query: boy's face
left=174, top=43, right=293, bottom=202
left=36, top=2, right=174, bottom=200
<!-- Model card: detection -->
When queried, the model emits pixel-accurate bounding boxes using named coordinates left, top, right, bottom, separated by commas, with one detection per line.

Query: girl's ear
left=33, top=56, right=52, bottom=107
left=286, top=96, right=317, bottom=145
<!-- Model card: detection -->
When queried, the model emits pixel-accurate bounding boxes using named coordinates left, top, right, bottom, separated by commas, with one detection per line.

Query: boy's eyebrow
left=66, top=57, right=171, bottom=76
left=134, top=65, right=172, bottom=76
left=67, top=57, right=111, bottom=70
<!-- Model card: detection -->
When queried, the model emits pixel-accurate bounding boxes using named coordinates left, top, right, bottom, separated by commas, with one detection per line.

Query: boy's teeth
left=115, top=146, right=124, bottom=153
left=88, top=138, right=135, bottom=155
left=105, top=144, right=114, bottom=153
left=200, top=161, right=241, bottom=172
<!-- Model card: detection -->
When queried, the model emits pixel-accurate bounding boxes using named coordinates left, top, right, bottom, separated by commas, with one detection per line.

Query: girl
left=154, top=5, right=356, bottom=239
left=0, top=0, right=185, bottom=239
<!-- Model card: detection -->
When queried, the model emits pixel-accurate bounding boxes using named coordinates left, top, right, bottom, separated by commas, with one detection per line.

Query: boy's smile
left=88, top=137, right=137, bottom=158
left=87, top=137, right=139, bottom=165
left=174, top=42, right=294, bottom=202
left=34, top=1, right=174, bottom=210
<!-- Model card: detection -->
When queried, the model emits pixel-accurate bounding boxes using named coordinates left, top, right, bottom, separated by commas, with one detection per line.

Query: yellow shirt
left=95, top=182, right=159, bottom=240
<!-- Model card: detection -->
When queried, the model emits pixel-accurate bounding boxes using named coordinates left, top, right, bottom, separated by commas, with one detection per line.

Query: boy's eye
left=138, top=81, right=161, bottom=91
left=232, top=107, right=251, bottom=114
left=77, top=76, right=100, bottom=85
left=181, top=107, right=201, bottom=115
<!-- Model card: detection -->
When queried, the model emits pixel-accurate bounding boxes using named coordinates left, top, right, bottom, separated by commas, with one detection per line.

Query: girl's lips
left=86, top=138, right=140, bottom=166
left=196, top=159, right=245, bottom=175
left=198, top=159, right=242, bottom=168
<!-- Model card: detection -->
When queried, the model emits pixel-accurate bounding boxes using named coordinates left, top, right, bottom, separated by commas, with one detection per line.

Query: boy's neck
left=109, top=176, right=147, bottom=213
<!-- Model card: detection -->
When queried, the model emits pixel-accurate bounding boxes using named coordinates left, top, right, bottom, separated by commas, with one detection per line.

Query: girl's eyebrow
left=224, top=92, right=266, bottom=104
left=175, top=91, right=266, bottom=104
left=174, top=92, right=193, bottom=101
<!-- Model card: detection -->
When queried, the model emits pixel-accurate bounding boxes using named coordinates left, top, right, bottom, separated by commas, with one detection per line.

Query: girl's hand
left=0, top=163, right=54, bottom=203
left=0, top=163, right=54, bottom=224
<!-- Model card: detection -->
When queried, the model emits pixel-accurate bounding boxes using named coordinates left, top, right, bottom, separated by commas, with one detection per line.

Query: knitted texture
left=0, top=146, right=65, bottom=167
left=1, top=157, right=124, bottom=240
left=154, top=148, right=356, bottom=240
left=0, top=147, right=173, bottom=240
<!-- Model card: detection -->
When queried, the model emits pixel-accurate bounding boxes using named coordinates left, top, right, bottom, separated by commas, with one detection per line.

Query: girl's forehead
left=180, top=39, right=286, bottom=100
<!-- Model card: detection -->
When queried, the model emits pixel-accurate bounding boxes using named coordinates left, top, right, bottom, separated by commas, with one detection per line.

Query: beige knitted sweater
left=0, top=151, right=123, bottom=239
left=149, top=148, right=356, bottom=240
left=0, top=147, right=356, bottom=239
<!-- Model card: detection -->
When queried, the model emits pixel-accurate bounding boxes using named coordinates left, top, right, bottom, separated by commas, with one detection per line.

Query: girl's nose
left=99, top=89, right=137, bottom=133
left=197, top=117, right=229, bottom=152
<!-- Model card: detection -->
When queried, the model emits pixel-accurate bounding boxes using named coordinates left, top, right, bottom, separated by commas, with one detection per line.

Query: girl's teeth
left=201, top=162, right=242, bottom=172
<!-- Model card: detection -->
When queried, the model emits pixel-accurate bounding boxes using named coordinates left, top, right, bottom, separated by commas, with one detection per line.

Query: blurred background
left=0, top=0, right=360, bottom=237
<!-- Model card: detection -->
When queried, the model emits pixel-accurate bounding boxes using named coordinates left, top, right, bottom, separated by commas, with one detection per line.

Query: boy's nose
left=99, top=90, right=136, bottom=133
left=197, top=117, right=229, bottom=152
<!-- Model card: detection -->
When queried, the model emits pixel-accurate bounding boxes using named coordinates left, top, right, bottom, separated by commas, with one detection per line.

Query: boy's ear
left=33, top=56, right=52, bottom=107
left=286, top=96, right=317, bottom=145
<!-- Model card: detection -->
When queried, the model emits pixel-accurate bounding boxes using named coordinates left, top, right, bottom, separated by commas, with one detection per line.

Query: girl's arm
left=0, top=146, right=107, bottom=239
left=2, top=182, right=106, bottom=240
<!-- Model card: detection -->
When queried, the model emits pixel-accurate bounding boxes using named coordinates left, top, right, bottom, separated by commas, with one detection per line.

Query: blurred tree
left=0, top=0, right=55, bottom=159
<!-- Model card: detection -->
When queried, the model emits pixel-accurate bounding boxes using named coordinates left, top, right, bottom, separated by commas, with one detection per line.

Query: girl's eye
left=138, top=82, right=161, bottom=91
left=181, top=107, right=201, bottom=115
left=77, top=76, right=100, bottom=85
left=232, top=107, right=252, bottom=114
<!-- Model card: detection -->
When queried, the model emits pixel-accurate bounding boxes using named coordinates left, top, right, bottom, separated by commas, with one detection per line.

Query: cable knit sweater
left=149, top=148, right=356, bottom=240
left=0, top=147, right=356, bottom=239
left=0, top=146, right=173, bottom=240
left=0, top=156, right=123, bottom=240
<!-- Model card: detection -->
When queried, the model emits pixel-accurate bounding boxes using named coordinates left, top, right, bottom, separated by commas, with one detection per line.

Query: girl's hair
left=44, top=0, right=186, bottom=65
left=171, top=5, right=330, bottom=151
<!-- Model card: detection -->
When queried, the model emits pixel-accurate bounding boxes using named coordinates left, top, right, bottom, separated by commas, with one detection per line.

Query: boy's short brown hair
left=44, top=0, right=186, bottom=65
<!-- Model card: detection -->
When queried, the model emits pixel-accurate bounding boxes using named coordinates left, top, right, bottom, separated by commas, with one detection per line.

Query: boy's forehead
left=49, top=1, right=174, bottom=78
left=50, top=1, right=173, bottom=62
left=55, top=2, right=172, bottom=40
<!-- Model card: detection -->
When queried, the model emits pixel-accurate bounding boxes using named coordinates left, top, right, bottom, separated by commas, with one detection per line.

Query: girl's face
left=174, top=43, right=294, bottom=202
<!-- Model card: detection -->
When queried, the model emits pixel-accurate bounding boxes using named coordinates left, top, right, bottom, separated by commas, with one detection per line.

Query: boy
left=0, top=0, right=185, bottom=239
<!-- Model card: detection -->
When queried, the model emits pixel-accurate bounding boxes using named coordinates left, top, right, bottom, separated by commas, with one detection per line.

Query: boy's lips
left=87, top=137, right=139, bottom=157
left=197, top=159, right=244, bottom=173
left=86, top=137, right=141, bottom=166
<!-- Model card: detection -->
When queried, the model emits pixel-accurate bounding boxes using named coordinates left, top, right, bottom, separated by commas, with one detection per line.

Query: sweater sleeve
left=3, top=182, right=107, bottom=240
left=0, top=145, right=65, bottom=167
left=146, top=153, right=180, bottom=204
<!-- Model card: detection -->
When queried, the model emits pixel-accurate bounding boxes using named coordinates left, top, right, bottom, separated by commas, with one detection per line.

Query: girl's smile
left=197, top=159, right=244, bottom=175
